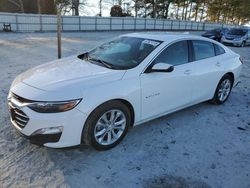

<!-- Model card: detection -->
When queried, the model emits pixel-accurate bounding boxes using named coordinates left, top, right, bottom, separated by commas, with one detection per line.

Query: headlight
left=27, top=99, right=81, bottom=113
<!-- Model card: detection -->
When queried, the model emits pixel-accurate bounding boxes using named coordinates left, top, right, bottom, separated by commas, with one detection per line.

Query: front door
left=140, top=40, right=194, bottom=120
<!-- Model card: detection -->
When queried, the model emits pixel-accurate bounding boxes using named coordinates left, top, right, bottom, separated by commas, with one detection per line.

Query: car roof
left=121, top=32, right=212, bottom=43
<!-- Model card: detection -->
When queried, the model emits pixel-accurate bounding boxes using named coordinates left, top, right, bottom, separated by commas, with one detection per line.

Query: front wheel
left=82, top=101, right=131, bottom=150
left=210, top=75, right=233, bottom=105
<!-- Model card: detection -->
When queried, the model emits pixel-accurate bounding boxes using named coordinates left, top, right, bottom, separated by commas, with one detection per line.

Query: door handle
left=216, top=62, right=221, bottom=67
left=184, top=70, right=191, bottom=75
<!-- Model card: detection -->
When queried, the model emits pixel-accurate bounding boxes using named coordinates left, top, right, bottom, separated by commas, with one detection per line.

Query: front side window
left=192, top=40, right=215, bottom=61
left=86, top=37, right=161, bottom=69
left=154, top=40, right=189, bottom=66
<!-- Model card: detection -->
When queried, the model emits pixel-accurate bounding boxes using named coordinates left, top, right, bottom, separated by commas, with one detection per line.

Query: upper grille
left=10, top=107, right=29, bottom=129
left=8, top=93, right=30, bottom=129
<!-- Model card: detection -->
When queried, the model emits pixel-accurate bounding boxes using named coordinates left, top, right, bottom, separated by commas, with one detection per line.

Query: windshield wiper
left=87, top=56, right=114, bottom=69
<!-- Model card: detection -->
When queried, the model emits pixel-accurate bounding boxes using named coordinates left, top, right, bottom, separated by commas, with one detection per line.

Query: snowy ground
left=0, top=31, right=250, bottom=188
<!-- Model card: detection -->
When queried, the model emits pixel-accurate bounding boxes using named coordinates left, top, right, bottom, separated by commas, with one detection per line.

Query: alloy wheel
left=218, top=79, right=231, bottom=102
left=94, top=109, right=126, bottom=145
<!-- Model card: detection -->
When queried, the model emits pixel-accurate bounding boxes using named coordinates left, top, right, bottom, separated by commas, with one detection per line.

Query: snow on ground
left=0, top=31, right=250, bottom=188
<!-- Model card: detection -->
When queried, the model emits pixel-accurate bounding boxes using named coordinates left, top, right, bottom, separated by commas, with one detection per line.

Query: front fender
left=76, top=77, right=141, bottom=124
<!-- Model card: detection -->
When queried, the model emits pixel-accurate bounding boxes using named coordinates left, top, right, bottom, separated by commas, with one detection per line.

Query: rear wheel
left=210, top=75, right=233, bottom=105
left=82, top=101, right=131, bottom=150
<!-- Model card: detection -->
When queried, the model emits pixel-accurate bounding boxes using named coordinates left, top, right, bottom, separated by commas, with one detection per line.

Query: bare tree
left=8, top=0, right=24, bottom=13
left=37, top=0, right=41, bottom=14
left=72, top=0, right=79, bottom=15
left=99, top=0, right=102, bottom=16
left=188, top=0, right=193, bottom=20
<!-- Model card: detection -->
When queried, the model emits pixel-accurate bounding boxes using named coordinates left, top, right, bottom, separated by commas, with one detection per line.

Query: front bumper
left=17, top=130, right=62, bottom=146
left=221, top=38, right=243, bottom=46
left=8, top=94, right=88, bottom=148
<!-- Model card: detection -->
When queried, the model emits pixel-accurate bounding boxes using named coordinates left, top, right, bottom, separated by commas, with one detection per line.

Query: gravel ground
left=0, top=31, right=250, bottom=188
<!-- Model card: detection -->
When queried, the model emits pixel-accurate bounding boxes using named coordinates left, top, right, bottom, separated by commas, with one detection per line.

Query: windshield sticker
left=142, top=40, right=160, bottom=47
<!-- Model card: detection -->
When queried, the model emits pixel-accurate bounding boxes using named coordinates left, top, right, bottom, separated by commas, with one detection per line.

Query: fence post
left=191, top=21, right=193, bottom=30
left=144, top=18, right=146, bottom=30
left=171, top=20, right=173, bottom=30
left=61, top=16, right=64, bottom=31
left=134, top=18, right=136, bottom=31
left=78, top=16, right=81, bottom=31
left=154, top=19, right=156, bottom=30
left=178, top=20, right=181, bottom=30
left=39, top=15, right=42, bottom=32
left=15, top=14, right=19, bottom=32
left=95, top=17, right=97, bottom=31
left=122, top=17, right=124, bottom=31
left=202, top=22, right=205, bottom=30
left=110, top=17, right=112, bottom=31
left=162, top=20, right=164, bottom=30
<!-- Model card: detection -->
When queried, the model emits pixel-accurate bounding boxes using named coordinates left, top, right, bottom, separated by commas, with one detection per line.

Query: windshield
left=86, top=37, right=162, bottom=69
left=228, top=29, right=246, bottom=36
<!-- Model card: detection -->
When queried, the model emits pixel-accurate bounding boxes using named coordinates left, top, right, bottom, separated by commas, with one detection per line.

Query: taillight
left=239, top=57, right=244, bottom=64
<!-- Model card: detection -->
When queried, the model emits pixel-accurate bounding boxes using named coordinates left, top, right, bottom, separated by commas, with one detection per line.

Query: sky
left=80, top=0, right=132, bottom=17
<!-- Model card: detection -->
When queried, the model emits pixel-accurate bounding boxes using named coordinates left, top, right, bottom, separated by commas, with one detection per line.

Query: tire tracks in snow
left=0, top=143, right=37, bottom=171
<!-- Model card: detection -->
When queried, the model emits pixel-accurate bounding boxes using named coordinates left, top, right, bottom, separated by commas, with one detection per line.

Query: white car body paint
left=8, top=33, right=242, bottom=148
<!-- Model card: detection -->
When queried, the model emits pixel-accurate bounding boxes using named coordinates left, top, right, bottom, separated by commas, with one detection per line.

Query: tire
left=210, top=75, right=233, bottom=105
left=82, top=101, right=131, bottom=151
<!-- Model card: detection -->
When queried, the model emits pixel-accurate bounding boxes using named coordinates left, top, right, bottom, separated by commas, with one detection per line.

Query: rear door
left=190, top=40, right=225, bottom=102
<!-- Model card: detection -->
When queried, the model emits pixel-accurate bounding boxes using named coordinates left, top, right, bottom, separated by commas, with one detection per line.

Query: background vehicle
left=221, top=28, right=250, bottom=47
left=8, top=33, right=242, bottom=150
left=202, top=28, right=229, bottom=42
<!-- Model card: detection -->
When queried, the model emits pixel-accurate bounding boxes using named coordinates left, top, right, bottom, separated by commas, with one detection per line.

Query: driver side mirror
left=146, top=63, right=174, bottom=73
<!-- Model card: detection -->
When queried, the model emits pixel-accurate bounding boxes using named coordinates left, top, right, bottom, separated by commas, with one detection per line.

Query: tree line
left=0, top=0, right=249, bottom=25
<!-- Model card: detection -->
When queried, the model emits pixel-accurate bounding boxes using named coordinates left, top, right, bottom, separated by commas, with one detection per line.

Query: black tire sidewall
left=83, top=101, right=131, bottom=150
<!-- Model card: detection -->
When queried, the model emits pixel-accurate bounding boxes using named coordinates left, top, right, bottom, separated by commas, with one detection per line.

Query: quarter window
left=214, top=44, right=225, bottom=56
left=154, top=41, right=189, bottom=66
left=192, top=40, right=215, bottom=61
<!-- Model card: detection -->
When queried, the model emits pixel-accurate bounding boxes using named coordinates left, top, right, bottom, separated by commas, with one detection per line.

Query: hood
left=202, top=32, right=214, bottom=36
left=225, top=34, right=245, bottom=39
left=11, top=56, right=126, bottom=100
left=203, top=31, right=215, bottom=35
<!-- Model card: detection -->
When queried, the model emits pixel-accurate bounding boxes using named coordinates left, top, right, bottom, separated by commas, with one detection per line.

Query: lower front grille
left=10, top=106, right=29, bottom=129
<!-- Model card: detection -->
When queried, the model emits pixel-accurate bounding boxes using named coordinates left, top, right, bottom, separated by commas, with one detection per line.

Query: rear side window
left=214, top=44, right=225, bottom=56
left=192, top=40, right=215, bottom=61
left=154, top=40, right=189, bottom=66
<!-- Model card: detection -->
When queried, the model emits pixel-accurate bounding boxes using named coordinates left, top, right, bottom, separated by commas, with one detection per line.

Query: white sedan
left=8, top=33, right=242, bottom=150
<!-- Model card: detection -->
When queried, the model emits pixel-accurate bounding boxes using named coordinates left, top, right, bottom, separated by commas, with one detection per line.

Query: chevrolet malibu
left=8, top=33, right=242, bottom=150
